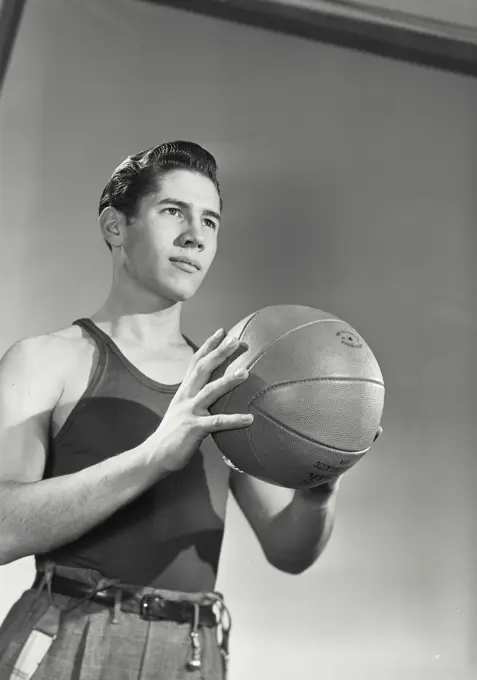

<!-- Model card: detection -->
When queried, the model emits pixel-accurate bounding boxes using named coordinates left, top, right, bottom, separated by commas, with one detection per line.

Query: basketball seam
left=218, top=311, right=375, bottom=484
left=248, top=376, right=385, bottom=405
left=237, top=309, right=262, bottom=342
left=246, top=318, right=344, bottom=374
left=216, top=310, right=263, bottom=419
left=219, top=317, right=351, bottom=416
left=249, top=404, right=371, bottom=455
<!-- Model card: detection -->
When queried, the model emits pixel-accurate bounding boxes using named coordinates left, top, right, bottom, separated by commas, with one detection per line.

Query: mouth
left=169, top=256, right=201, bottom=272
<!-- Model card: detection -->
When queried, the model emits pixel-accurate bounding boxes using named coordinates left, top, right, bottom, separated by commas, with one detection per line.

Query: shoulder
left=0, top=323, right=93, bottom=396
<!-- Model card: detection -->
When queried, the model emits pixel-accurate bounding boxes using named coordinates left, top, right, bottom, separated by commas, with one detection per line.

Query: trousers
left=0, top=563, right=230, bottom=680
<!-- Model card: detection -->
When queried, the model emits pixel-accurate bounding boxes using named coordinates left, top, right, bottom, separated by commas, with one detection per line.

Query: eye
left=203, top=218, right=217, bottom=230
left=164, top=207, right=182, bottom=217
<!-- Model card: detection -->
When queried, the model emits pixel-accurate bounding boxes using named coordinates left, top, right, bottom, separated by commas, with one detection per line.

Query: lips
left=170, top=256, right=201, bottom=271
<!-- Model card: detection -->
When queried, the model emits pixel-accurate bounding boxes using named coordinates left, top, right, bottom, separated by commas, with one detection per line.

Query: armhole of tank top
left=52, top=319, right=108, bottom=447
left=183, top=334, right=198, bottom=352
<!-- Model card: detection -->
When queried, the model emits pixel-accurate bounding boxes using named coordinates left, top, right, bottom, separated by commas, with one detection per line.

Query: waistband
left=34, top=561, right=231, bottom=676
left=35, top=561, right=220, bottom=603
left=32, top=571, right=219, bottom=627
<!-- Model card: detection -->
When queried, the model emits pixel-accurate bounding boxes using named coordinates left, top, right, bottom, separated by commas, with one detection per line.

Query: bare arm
left=230, top=471, right=338, bottom=574
left=0, top=330, right=252, bottom=565
left=231, top=429, right=383, bottom=573
left=0, top=337, right=176, bottom=564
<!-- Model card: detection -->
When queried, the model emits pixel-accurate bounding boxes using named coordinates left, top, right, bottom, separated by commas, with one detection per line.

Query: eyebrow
left=157, top=198, right=221, bottom=223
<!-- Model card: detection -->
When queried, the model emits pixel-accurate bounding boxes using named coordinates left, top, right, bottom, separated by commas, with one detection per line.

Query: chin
left=158, top=280, right=201, bottom=303
left=169, top=289, right=196, bottom=303
left=140, top=267, right=204, bottom=303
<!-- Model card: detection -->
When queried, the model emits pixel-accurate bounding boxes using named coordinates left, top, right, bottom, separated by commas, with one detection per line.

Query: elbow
left=272, top=559, right=311, bottom=575
left=265, top=538, right=331, bottom=574
left=265, top=550, right=316, bottom=575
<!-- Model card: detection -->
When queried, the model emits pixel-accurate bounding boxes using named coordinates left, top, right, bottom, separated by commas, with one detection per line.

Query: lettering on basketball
left=312, top=459, right=352, bottom=474
left=298, top=471, right=329, bottom=486
left=339, top=458, right=352, bottom=467
left=312, top=461, right=338, bottom=474
left=336, top=330, right=363, bottom=349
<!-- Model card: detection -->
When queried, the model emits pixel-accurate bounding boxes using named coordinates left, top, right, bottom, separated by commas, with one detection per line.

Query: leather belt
left=32, top=572, right=218, bottom=627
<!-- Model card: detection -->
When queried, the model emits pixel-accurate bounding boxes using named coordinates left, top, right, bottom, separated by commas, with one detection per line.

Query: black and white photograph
left=0, top=1, right=475, bottom=679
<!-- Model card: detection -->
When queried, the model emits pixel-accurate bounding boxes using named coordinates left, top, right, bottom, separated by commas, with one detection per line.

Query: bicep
left=0, top=338, right=61, bottom=484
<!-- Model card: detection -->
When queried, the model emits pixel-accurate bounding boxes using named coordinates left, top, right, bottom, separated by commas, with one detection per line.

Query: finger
left=207, top=335, right=250, bottom=371
left=196, top=368, right=249, bottom=407
left=200, top=412, right=254, bottom=432
left=209, top=341, right=249, bottom=382
left=229, top=341, right=249, bottom=360
left=186, top=334, right=243, bottom=394
left=189, top=328, right=226, bottom=366
left=226, top=341, right=249, bottom=366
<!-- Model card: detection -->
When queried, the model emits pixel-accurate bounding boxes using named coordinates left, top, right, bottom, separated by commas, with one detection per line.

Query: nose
left=179, top=217, right=205, bottom=251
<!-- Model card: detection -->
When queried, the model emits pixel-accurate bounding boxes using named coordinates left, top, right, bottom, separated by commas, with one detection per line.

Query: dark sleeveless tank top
left=38, top=319, right=231, bottom=591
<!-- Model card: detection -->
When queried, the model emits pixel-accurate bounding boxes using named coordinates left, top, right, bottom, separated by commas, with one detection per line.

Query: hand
left=298, top=426, right=382, bottom=504
left=297, top=476, right=341, bottom=507
left=153, top=328, right=253, bottom=473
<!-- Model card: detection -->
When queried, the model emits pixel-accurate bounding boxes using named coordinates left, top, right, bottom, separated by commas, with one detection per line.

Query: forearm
left=264, top=489, right=338, bottom=574
left=0, top=439, right=169, bottom=564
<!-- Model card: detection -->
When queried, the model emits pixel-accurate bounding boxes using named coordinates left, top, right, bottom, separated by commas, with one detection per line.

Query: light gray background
left=0, top=1, right=475, bottom=678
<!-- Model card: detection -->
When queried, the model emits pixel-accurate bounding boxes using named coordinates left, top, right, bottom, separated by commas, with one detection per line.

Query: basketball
left=209, top=305, right=385, bottom=489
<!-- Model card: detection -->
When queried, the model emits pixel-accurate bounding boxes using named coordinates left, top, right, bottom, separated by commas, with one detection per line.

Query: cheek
left=123, top=237, right=164, bottom=282
left=129, top=225, right=167, bottom=259
left=206, top=234, right=218, bottom=259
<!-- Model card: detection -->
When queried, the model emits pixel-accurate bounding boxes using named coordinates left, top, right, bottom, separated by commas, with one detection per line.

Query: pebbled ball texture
left=209, top=305, right=385, bottom=489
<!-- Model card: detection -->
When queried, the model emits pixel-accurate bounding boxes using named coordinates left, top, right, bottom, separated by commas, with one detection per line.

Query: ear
left=99, top=207, right=127, bottom=249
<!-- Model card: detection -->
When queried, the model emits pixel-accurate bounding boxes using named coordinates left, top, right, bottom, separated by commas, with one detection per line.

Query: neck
left=91, top=280, right=184, bottom=349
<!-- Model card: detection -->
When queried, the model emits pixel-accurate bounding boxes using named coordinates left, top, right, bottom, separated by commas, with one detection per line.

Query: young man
left=0, top=141, right=344, bottom=680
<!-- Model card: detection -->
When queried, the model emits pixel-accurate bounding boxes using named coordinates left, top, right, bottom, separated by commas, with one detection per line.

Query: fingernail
left=242, top=414, right=254, bottom=423
left=234, top=368, right=247, bottom=379
left=215, top=328, right=224, bottom=337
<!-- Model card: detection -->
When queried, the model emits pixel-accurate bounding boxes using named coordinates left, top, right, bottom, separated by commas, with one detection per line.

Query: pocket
left=0, top=590, right=52, bottom=677
left=0, top=639, right=22, bottom=680
left=199, top=626, right=225, bottom=680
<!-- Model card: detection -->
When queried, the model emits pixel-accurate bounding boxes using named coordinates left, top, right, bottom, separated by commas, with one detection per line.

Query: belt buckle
left=140, top=594, right=165, bottom=620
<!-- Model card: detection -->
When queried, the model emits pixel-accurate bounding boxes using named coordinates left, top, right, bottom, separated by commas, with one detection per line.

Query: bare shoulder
left=49, top=323, right=97, bottom=362
left=0, top=326, right=89, bottom=483
left=0, top=323, right=93, bottom=400
left=2, top=325, right=75, bottom=372
left=0, top=324, right=99, bottom=483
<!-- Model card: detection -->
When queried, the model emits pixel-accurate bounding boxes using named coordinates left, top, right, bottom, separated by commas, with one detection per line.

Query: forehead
left=155, top=169, right=221, bottom=212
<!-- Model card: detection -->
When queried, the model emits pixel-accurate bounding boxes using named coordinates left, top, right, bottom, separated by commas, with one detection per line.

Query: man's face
left=120, top=169, right=221, bottom=302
